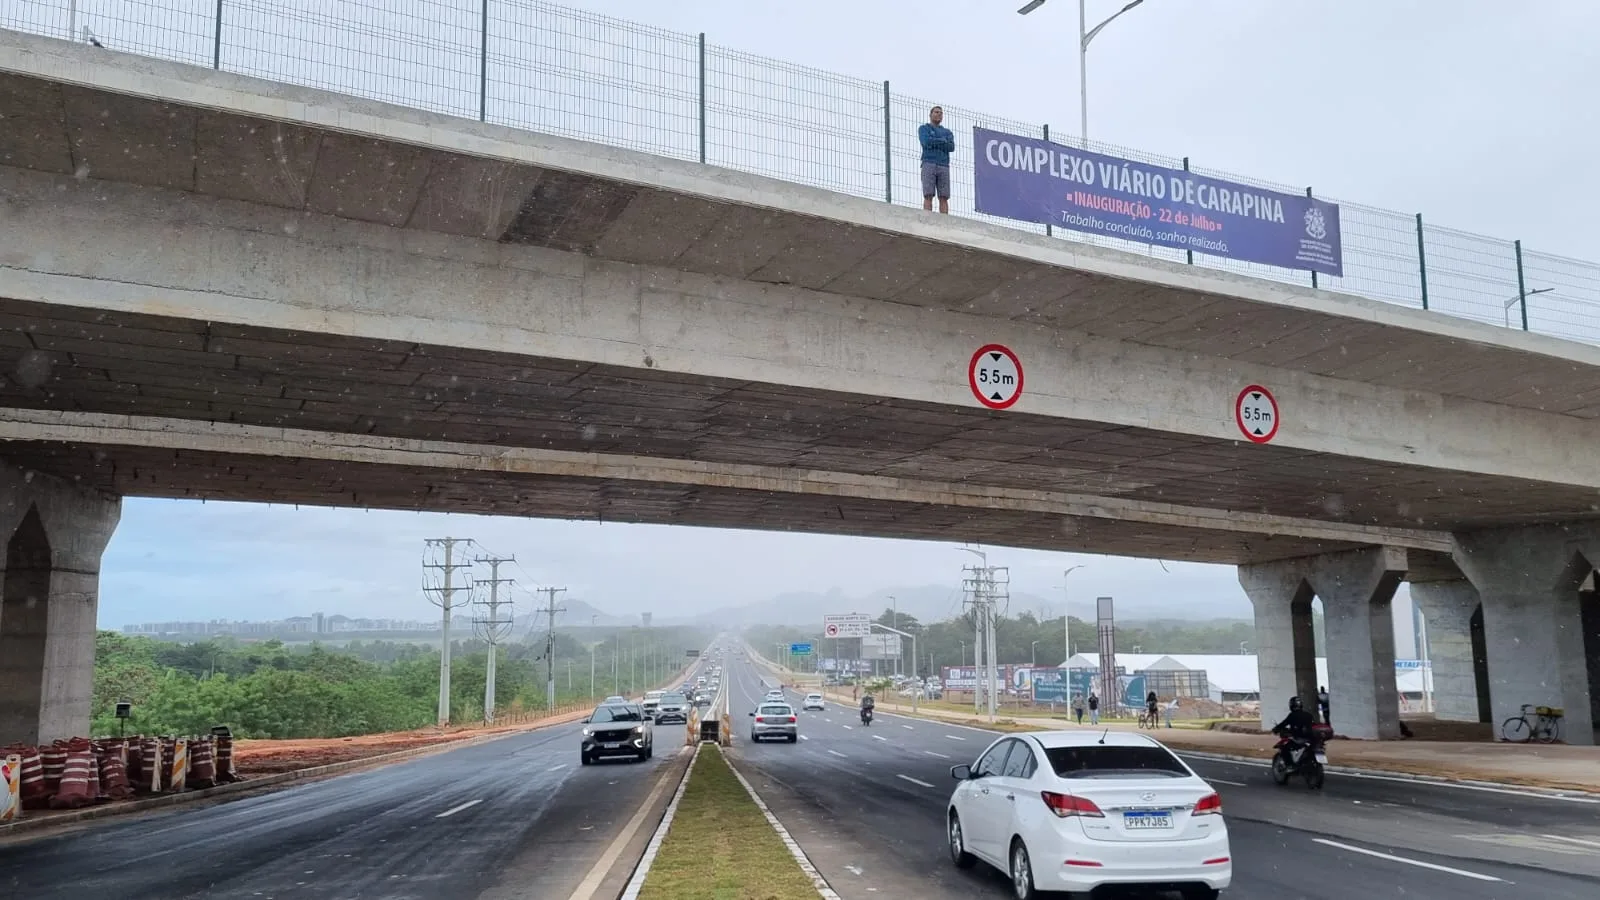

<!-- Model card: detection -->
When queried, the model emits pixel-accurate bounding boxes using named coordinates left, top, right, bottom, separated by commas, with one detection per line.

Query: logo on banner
left=1304, top=207, right=1327, bottom=240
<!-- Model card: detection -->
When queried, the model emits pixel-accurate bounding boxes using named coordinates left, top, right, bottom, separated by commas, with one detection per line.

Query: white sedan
left=946, top=730, right=1229, bottom=899
left=801, top=693, right=825, bottom=710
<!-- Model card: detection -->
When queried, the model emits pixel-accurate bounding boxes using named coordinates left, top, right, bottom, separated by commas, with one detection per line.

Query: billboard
left=860, top=634, right=901, bottom=660
left=973, top=127, right=1343, bottom=276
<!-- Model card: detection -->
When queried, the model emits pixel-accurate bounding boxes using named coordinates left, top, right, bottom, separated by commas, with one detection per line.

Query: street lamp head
left=1017, top=0, right=1047, bottom=13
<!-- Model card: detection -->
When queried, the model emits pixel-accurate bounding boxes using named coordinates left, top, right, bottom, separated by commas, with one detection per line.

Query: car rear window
left=759, top=705, right=792, bottom=716
left=660, top=694, right=686, bottom=704
left=1043, top=745, right=1189, bottom=779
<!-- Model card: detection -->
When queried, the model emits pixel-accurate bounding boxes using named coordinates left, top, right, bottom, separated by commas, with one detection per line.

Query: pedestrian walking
left=1165, top=697, right=1179, bottom=728
left=1087, top=691, right=1100, bottom=725
left=1072, top=695, right=1085, bottom=725
left=918, top=105, right=954, bottom=214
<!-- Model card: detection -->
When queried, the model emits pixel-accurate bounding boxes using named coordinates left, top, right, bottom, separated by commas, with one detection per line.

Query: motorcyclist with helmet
left=859, top=692, right=875, bottom=725
left=1271, top=696, right=1318, bottom=768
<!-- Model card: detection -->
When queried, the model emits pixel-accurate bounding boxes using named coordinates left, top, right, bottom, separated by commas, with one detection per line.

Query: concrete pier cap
left=0, top=463, right=121, bottom=745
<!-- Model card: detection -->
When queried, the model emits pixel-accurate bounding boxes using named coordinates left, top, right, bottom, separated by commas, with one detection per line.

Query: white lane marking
left=1209, top=778, right=1247, bottom=787
left=434, top=799, right=483, bottom=818
left=828, top=749, right=848, bottom=758
left=722, top=750, right=843, bottom=899
left=1180, top=753, right=1600, bottom=806
left=1543, top=833, right=1600, bottom=849
left=569, top=747, right=693, bottom=900
left=901, top=724, right=914, bottom=730
left=872, top=735, right=888, bottom=742
left=924, top=750, right=951, bottom=759
left=618, top=746, right=701, bottom=900
left=945, top=735, right=966, bottom=741
left=800, top=734, right=810, bottom=741
left=1312, top=839, right=1503, bottom=882
left=842, top=725, right=853, bottom=730
left=548, top=763, right=568, bottom=772
left=897, top=774, right=935, bottom=788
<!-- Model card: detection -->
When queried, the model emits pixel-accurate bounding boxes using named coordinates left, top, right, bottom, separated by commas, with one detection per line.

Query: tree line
left=745, top=608, right=1326, bottom=677
left=90, top=625, right=709, bottom=740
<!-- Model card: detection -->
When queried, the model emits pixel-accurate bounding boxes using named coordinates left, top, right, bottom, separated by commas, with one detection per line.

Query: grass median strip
left=637, top=746, right=821, bottom=900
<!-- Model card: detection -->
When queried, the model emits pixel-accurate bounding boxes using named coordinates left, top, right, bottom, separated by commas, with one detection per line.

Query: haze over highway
left=726, top=649, right=1600, bottom=899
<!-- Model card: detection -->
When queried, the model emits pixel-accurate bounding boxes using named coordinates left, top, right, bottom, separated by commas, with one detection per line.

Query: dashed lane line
left=1312, top=838, right=1503, bottom=883
left=434, top=799, right=483, bottom=818
left=897, top=774, right=935, bottom=788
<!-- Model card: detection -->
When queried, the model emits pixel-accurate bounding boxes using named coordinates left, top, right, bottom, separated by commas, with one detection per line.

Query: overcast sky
left=83, top=0, right=1594, bottom=631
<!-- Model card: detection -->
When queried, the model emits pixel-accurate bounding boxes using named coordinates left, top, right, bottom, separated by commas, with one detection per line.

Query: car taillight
left=788, top=716, right=797, bottom=723
left=1041, top=791, right=1104, bottom=818
left=1193, top=792, right=1222, bottom=816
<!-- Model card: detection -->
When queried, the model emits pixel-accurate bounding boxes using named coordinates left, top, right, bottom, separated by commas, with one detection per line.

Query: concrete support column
left=1240, top=564, right=1318, bottom=733
left=0, top=463, right=121, bottom=745
left=1408, top=580, right=1484, bottom=722
left=1306, top=547, right=1407, bottom=741
left=1454, top=524, right=1600, bottom=746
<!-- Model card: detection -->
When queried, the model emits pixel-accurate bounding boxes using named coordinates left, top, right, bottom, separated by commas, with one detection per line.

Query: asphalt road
left=725, top=654, right=1600, bottom=900
left=0, top=718, right=684, bottom=900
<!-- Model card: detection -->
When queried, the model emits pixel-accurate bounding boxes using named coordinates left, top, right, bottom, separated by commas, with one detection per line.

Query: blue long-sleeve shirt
left=918, top=123, right=955, bottom=165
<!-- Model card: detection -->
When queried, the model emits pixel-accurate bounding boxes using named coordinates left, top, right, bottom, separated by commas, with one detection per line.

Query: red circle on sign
left=824, top=624, right=839, bottom=637
left=1235, top=384, right=1279, bottom=444
left=969, top=344, right=1024, bottom=410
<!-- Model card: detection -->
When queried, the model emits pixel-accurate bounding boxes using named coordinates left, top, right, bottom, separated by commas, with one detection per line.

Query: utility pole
left=960, top=549, right=1009, bottom=723
left=537, top=586, right=567, bottom=710
left=423, top=537, right=474, bottom=727
left=472, top=554, right=515, bottom=724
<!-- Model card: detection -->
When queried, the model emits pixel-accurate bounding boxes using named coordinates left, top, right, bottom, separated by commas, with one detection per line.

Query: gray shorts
left=921, top=161, right=951, bottom=199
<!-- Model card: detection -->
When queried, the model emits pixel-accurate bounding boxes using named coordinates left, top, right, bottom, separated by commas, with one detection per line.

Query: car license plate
left=1123, top=811, right=1172, bottom=829
left=602, top=742, right=622, bottom=749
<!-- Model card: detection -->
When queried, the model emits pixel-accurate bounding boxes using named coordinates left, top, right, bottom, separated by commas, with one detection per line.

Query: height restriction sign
left=970, top=344, right=1023, bottom=410
left=1235, top=385, right=1279, bottom=443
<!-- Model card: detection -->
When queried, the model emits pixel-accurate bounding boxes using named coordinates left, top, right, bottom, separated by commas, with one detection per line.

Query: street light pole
left=1063, top=564, right=1085, bottom=707
left=1019, top=0, right=1147, bottom=143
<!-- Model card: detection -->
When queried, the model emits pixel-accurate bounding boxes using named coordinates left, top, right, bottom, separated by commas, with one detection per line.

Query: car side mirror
left=581, top=718, right=590, bottom=723
left=951, top=764, right=972, bottom=780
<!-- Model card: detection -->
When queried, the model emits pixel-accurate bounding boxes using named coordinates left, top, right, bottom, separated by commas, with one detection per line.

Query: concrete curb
left=0, top=709, right=589, bottom=839
left=722, top=748, right=842, bottom=900
left=1174, top=749, right=1600, bottom=801
left=618, top=743, right=701, bottom=900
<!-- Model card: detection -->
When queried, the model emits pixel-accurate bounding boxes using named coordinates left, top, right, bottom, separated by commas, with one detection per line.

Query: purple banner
left=973, top=127, right=1342, bottom=276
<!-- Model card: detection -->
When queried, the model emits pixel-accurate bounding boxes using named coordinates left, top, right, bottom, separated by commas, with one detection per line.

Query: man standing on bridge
left=918, top=105, right=955, bottom=214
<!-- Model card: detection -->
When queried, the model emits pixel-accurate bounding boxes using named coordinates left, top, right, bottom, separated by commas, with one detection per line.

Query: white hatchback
left=946, top=731, right=1229, bottom=899
left=802, top=693, right=825, bottom=710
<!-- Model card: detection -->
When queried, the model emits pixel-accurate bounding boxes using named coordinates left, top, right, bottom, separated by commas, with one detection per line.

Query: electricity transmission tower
left=472, top=554, right=516, bottom=724
left=423, top=537, right=475, bottom=727
left=961, top=557, right=1010, bottom=723
left=536, top=586, right=567, bottom=710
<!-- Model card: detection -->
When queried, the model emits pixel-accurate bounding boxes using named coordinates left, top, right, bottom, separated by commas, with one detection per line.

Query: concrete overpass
left=2, top=29, right=1599, bottom=745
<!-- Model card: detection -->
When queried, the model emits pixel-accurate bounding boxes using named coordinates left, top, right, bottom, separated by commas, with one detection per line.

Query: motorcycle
left=1270, top=724, right=1331, bottom=790
left=860, top=707, right=873, bottom=726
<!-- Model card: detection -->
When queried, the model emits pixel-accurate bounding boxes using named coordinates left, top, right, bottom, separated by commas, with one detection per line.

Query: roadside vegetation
left=638, top=746, right=821, bottom=900
left=90, top=627, right=708, bottom=739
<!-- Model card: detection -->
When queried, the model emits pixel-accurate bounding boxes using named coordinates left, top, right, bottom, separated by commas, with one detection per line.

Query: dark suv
left=580, top=703, right=653, bottom=764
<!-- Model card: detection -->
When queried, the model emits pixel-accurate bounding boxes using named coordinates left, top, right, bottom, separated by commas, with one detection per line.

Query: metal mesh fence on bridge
left=8, top=0, right=1599, bottom=344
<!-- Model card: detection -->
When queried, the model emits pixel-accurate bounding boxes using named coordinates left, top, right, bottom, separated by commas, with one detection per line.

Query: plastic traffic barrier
left=187, top=736, right=215, bottom=789
left=1, top=744, right=46, bottom=810
left=169, top=737, right=189, bottom=793
left=1, top=754, right=20, bottom=822
left=48, top=739, right=97, bottom=809
left=138, top=737, right=163, bottom=794
left=95, top=739, right=133, bottom=801
left=211, top=726, right=237, bottom=783
left=37, top=743, right=66, bottom=799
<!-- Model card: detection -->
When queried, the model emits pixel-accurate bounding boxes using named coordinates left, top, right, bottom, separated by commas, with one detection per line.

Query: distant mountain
left=659, top=584, right=1247, bottom=629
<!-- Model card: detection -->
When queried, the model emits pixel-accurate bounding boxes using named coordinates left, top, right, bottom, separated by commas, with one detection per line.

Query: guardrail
left=3, top=0, right=1597, bottom=344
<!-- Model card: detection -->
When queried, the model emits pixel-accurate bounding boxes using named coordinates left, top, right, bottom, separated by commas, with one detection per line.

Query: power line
left=422, top=537, right=475, bottom=727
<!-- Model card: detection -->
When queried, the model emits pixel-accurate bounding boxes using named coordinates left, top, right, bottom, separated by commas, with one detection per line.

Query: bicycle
left=1137, top=707, right=1158, bottom=729
left=1501, top=704, right=1563, bottom=743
